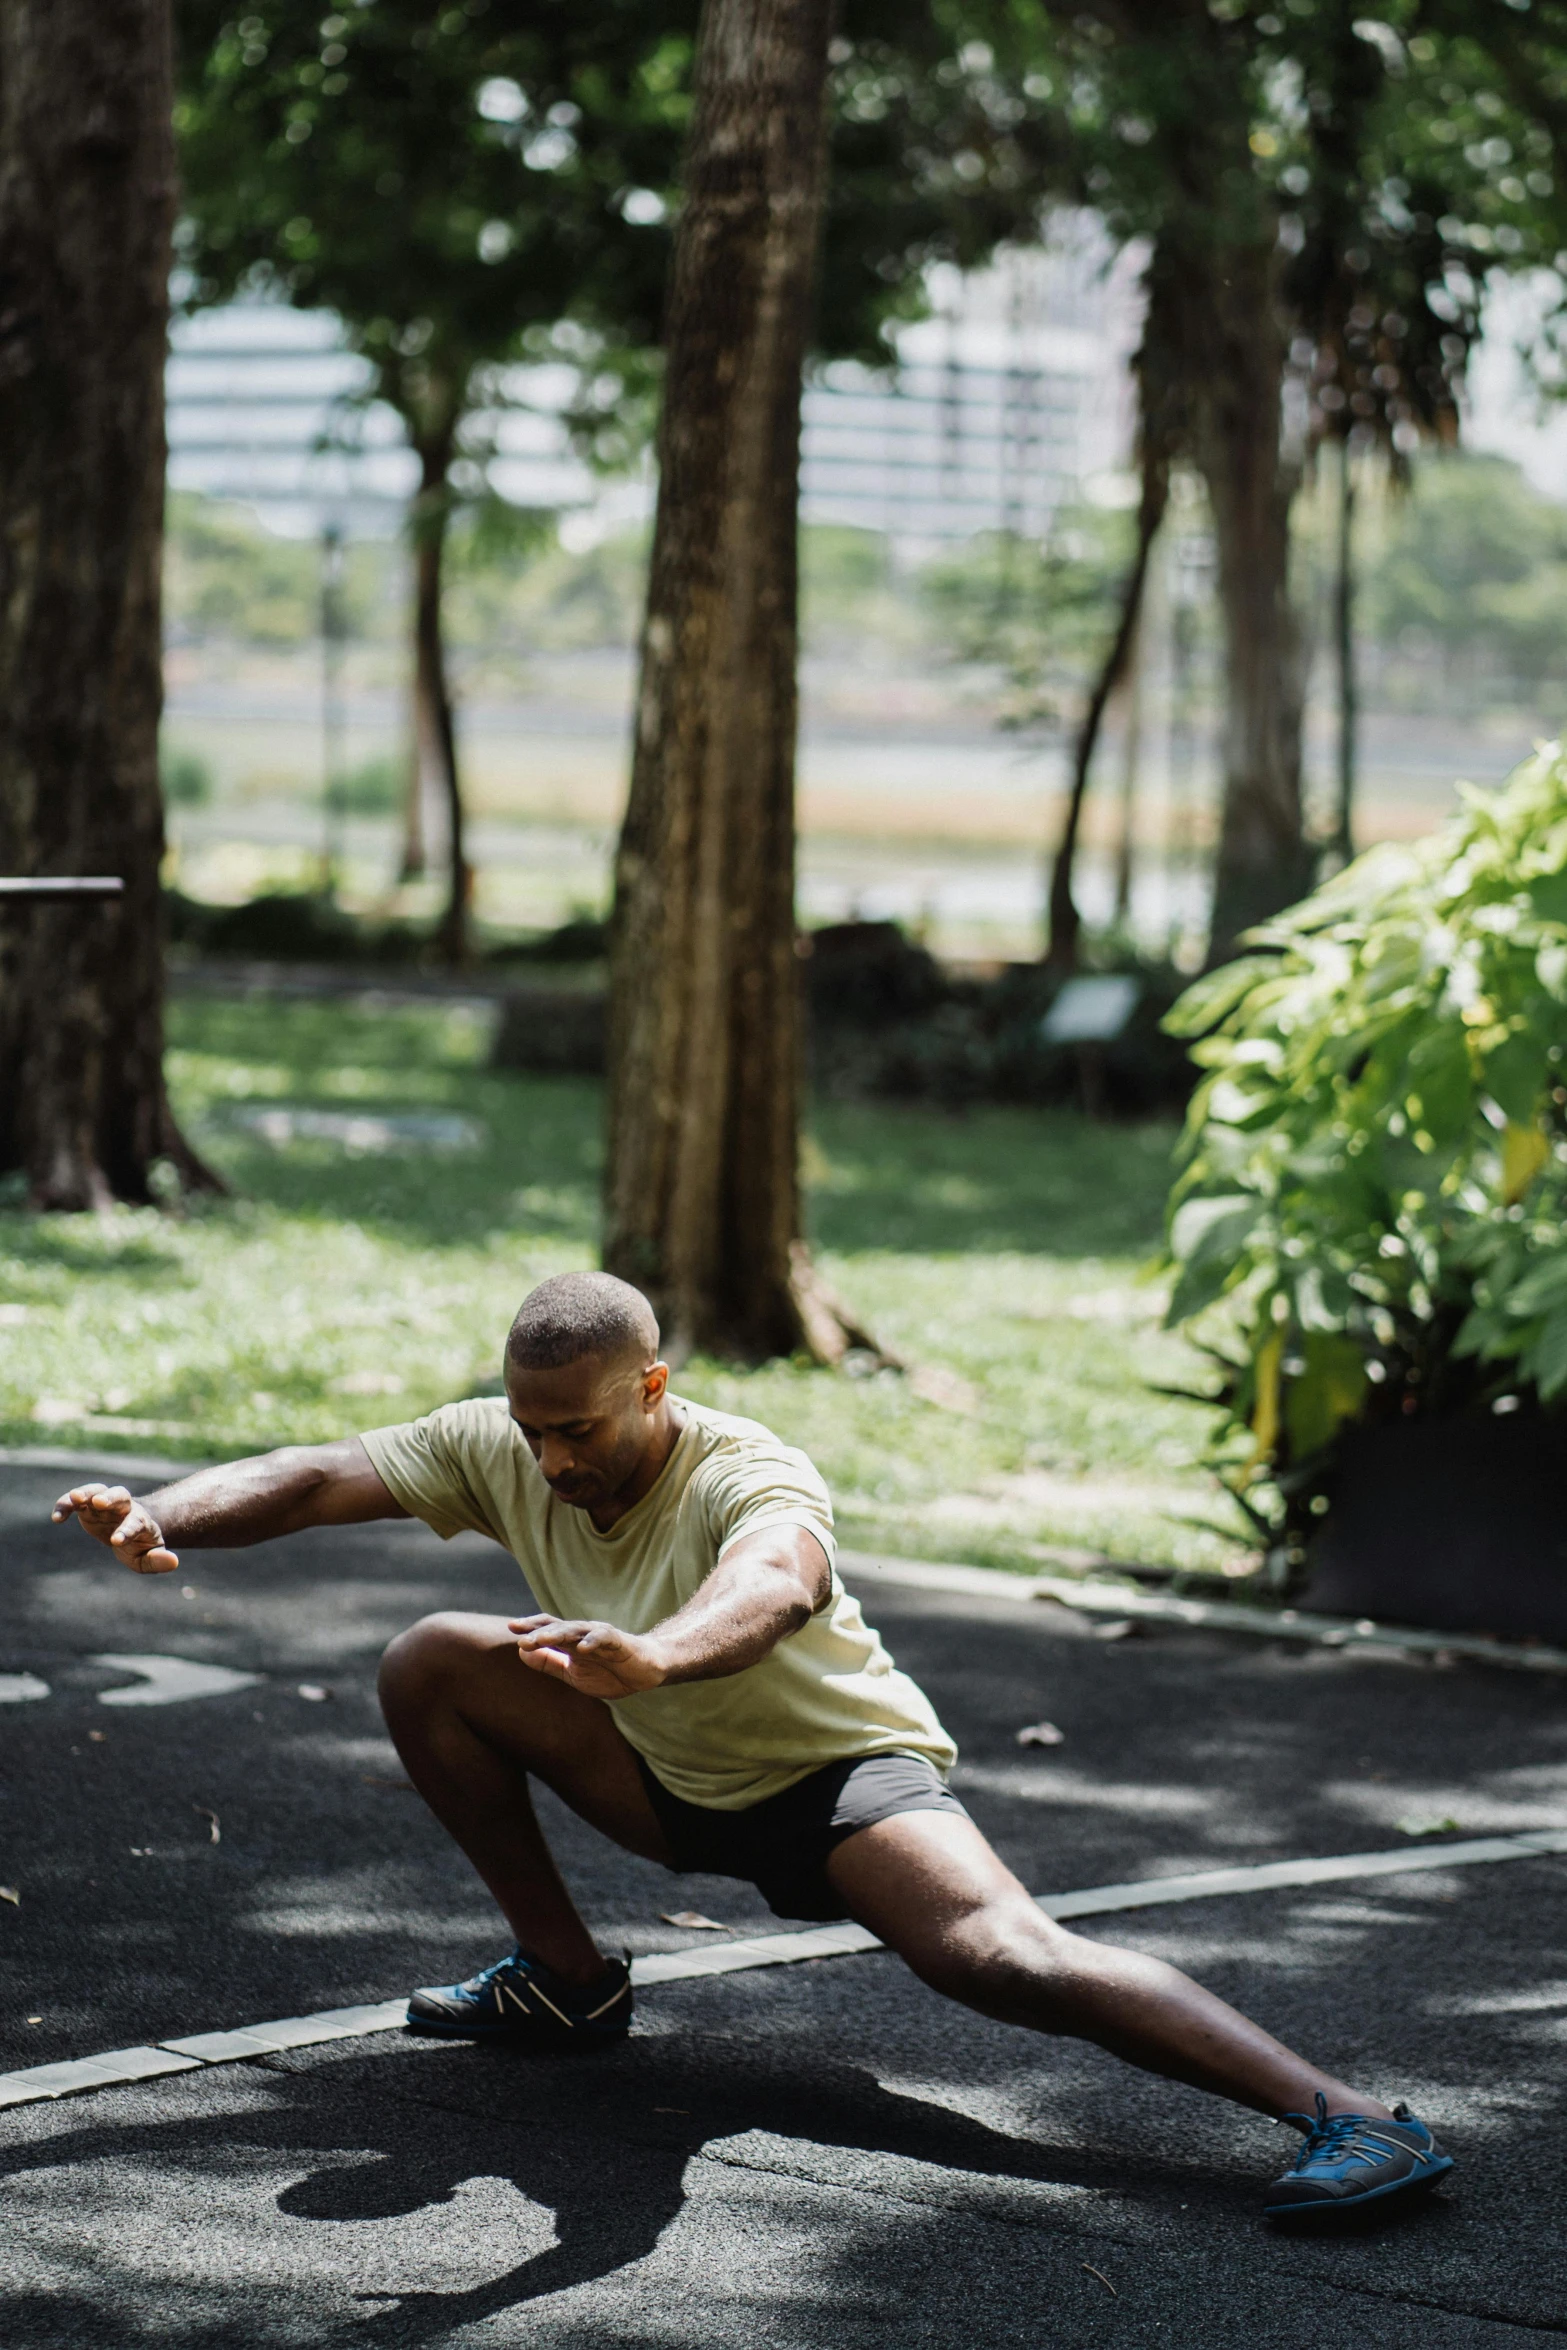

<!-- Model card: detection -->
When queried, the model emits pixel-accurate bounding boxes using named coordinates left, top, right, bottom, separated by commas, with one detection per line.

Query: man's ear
left=642, top=1360, right=670, bottom=1409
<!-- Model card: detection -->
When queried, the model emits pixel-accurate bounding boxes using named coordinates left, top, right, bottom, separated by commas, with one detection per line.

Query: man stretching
left=54, top=1271, right=1450, bottom=2224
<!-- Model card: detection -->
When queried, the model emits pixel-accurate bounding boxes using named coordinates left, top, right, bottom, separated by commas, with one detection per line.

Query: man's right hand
left=51, top=1484, right=179, bottom=1574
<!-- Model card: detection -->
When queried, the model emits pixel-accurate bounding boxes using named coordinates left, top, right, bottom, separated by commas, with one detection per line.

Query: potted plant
left=1162, top=745, right=1567, bottom=1638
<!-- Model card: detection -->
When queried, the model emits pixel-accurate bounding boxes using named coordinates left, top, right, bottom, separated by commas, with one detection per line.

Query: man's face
left=505, top=1350, right=667, bottom=1511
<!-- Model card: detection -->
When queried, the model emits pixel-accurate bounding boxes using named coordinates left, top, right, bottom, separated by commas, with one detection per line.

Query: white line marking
left=4, top=1829, right=1564, bottom=2113
left=91, top=1654, right=264, bottom=1708
left=0, top=1675, right=50, bottom=1704
left=0, top=2047, right=202, bottom=2106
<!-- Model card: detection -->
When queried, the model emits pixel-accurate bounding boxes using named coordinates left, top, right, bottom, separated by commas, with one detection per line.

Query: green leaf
left=1526, top=868, right=1567, bottom=927
left=1284, top=1332, right=1369, bottom=1459
left=1405, top=1029, right=1473, bottom=1143
left=1482, top=1031, right=1545, bottom=1125
left=1534, top=1307, right=1567, bottom=1399
left=1169, top=1193, right=1261, bottom=1268
left=1504, top=1250, right=1567, bottom=1317
left=1161, top=957, right=1278, bottom=1040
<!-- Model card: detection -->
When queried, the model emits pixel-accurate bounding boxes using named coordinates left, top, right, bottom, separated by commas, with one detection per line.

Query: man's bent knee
left=378, top=1610, right=511, bottom=1715
left=901, top=1895, right=1078, bottom=2022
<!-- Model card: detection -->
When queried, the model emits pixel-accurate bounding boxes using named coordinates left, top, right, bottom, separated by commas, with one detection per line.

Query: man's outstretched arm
left=510, top=1524, right=832, bottom=1700
left=51, top=1438, right=410, bottom=1574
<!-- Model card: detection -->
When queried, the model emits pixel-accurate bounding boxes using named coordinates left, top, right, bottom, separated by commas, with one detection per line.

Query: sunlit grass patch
left=0, top=991, right=1248, bottom=1577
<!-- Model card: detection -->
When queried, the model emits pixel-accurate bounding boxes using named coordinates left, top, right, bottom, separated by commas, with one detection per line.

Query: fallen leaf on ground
left=1395, top=1815, right=1462, bottom=1838
left=25, top=2015, right=40, bottom=2024
left=297, top=1684, right=331, bottom=1702
left=1016, top=1721, right=1066, bottom=1748
left=87, top=1730, right=106, bottom=1744
left=1090, top=1619, right=1136, bottom=1642
left=0, top=1886, right=19, bottom=1907
left=661, top=1911, right=731, bottom=1932
left=194, top=1805, right=221, bottom=1844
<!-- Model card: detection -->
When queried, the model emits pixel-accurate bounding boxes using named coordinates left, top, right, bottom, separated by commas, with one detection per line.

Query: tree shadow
left=0, top=2036, right=1169, bottom=2346
left=805, top=1100, right=1179, bottom=1258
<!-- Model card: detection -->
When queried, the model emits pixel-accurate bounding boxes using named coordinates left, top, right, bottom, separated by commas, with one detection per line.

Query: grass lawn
left=0, top=991, right=1251, bottom=1580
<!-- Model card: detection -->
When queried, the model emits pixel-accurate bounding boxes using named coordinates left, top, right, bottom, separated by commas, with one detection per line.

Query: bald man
left=54, top=1272, right=1452, bottom=2224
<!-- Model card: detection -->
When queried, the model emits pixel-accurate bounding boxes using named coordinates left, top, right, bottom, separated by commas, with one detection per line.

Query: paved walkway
left=3, top=1460, right=1565, bottom=2344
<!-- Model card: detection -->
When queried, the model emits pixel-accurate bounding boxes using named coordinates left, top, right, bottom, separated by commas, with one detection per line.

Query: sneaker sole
left=1263, top=2155, right=1454, bottom=2222
left=404, top=2005, right=629, bottom=2046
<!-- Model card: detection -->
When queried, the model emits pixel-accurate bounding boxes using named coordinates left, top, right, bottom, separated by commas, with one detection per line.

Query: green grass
left=0, top=993, right=1250, bottom=1579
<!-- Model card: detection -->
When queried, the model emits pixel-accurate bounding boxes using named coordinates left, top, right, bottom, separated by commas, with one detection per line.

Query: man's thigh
left=386, top=1610, right=673, bottom=1866
left=824, top=1806, right=1057, bottom=1981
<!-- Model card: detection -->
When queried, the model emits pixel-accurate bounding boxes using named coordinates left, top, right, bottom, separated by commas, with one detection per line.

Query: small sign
left=1039, top=974, right=1139, bottom=1044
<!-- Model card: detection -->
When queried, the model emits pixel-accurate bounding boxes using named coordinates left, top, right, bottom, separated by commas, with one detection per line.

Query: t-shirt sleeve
left=360, top=1404, right=508, bottom=1546
left=696, top=1438, right=837, bottom=1573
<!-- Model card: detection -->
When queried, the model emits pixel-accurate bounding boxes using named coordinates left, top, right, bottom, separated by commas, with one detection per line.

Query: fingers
left=52, top=1483, right=133, bottom=1528
left=512, top=1618, right=597, bottom=1653
left=132, top=1545, right=180, bottom=1575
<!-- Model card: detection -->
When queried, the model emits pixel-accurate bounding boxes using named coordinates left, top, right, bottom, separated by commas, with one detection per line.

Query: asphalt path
left=3, top=1456, right=1566, bottom=2347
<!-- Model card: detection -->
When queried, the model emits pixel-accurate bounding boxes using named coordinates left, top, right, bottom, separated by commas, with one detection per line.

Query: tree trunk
left=1192, top=245, right=1314, bottom=964
left=0, top=0, right=215, bottom=1208
left=1112, top=611, right=1143, bottom=928
left=410, top=447, right=469, bottom=964
left=1044, top=443, right=1167, bottom=970
left=603, top=0, right=838, bottom=1362
left=1331, top=433, right=1357, bottom=872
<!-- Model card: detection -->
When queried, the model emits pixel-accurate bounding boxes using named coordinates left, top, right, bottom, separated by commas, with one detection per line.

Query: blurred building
left=165, top=224, right=1143, bottom=549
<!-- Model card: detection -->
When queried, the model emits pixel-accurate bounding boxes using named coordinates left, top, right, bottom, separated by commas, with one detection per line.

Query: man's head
left=504, top=1273, right=669, bottom=1511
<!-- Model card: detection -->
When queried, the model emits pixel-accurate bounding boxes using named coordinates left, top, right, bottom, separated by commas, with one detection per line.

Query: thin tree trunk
left=1112, top=611, right=1143, bottom=928
left=1192, top=244, right=1314, bottom=964
left=0, top=0, right=216, bottom=1207
left=603, top=0, right=843, bottom=1363
left=410, top=447, right=469, bottom=965
left=1044, top=443, right=1167, bottom=970
left=1331, top=433, right=1357, bottom=871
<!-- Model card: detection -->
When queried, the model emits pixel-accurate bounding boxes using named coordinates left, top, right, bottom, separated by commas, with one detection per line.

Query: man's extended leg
left=378, top=1611, right=670, bottom=1987
left=827, top=1808, right=1394, bottom=2123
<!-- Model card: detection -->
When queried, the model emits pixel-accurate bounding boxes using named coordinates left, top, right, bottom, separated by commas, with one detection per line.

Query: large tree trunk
left=409, top=446, right=470, bottom=965
left=1191, top=244, right=1314, bottom=963
left=0, top=0, right=214, bottom=1208
left=1043, top=441, right=1167, bottom=970
left=603, top=0, right=838, bottom=1362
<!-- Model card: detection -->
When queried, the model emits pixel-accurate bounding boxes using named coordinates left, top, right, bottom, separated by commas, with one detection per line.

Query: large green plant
left=1163, top=745, right=1567, bottom=1568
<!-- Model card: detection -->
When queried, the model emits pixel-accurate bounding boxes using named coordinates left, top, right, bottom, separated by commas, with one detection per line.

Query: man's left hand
left=510, top=1614, right=667, bottom=1700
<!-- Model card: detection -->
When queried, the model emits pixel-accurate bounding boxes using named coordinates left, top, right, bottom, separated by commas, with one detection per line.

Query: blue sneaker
left=1263, top=2094, right=1453, bottom=2222
left=406, top=1947, right=632, bottom=2046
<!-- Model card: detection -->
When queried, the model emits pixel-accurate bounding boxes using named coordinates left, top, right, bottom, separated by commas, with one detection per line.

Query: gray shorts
left=635, top=1750, right=968, bottom=1923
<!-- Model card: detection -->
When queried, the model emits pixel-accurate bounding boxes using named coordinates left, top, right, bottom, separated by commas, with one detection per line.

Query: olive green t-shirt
left=360, top=1394, right=956, bottom=1809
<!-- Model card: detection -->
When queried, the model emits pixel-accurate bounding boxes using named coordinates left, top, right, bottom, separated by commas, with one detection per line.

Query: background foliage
left=1163, top=743, right=1567, bottom=1560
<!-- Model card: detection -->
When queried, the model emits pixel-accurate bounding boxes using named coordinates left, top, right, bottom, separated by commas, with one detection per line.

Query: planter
left=1304, top=1411, right=1567, bottom=1642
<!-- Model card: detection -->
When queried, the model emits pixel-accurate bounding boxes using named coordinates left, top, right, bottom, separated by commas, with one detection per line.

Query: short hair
left=505, top=1272, right=660, bottom=1373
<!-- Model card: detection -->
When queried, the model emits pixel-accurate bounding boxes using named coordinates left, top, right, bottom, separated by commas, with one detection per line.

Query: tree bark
left=1331, top=433, right=1357, bottom=872
left=1191, top=244, right=1315, bottom=963
left=1112, top=611, right=1143, bottom=928
left=1043, top=442, right=1167, bottom=970
left=410, top=446, right=470, bottom=964
left=603, top=0, right=837, bottom=1362
left=0, top=0, right=215, bottom=1208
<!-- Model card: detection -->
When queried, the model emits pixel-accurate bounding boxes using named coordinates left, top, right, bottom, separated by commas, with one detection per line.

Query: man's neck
left=588, top=1397, right=685, bottom=1532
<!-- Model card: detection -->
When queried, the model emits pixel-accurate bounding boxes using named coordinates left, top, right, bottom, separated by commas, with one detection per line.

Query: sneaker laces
left=1280, top=2093, right=1414, bottom=2174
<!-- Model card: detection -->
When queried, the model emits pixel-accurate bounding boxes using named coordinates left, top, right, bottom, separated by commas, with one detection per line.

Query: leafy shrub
left=161, top=746, right=214, bottom=807
left=1162, top=746, right=1567, bottom=1563
left=333, top=756, right=403, bottom=815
